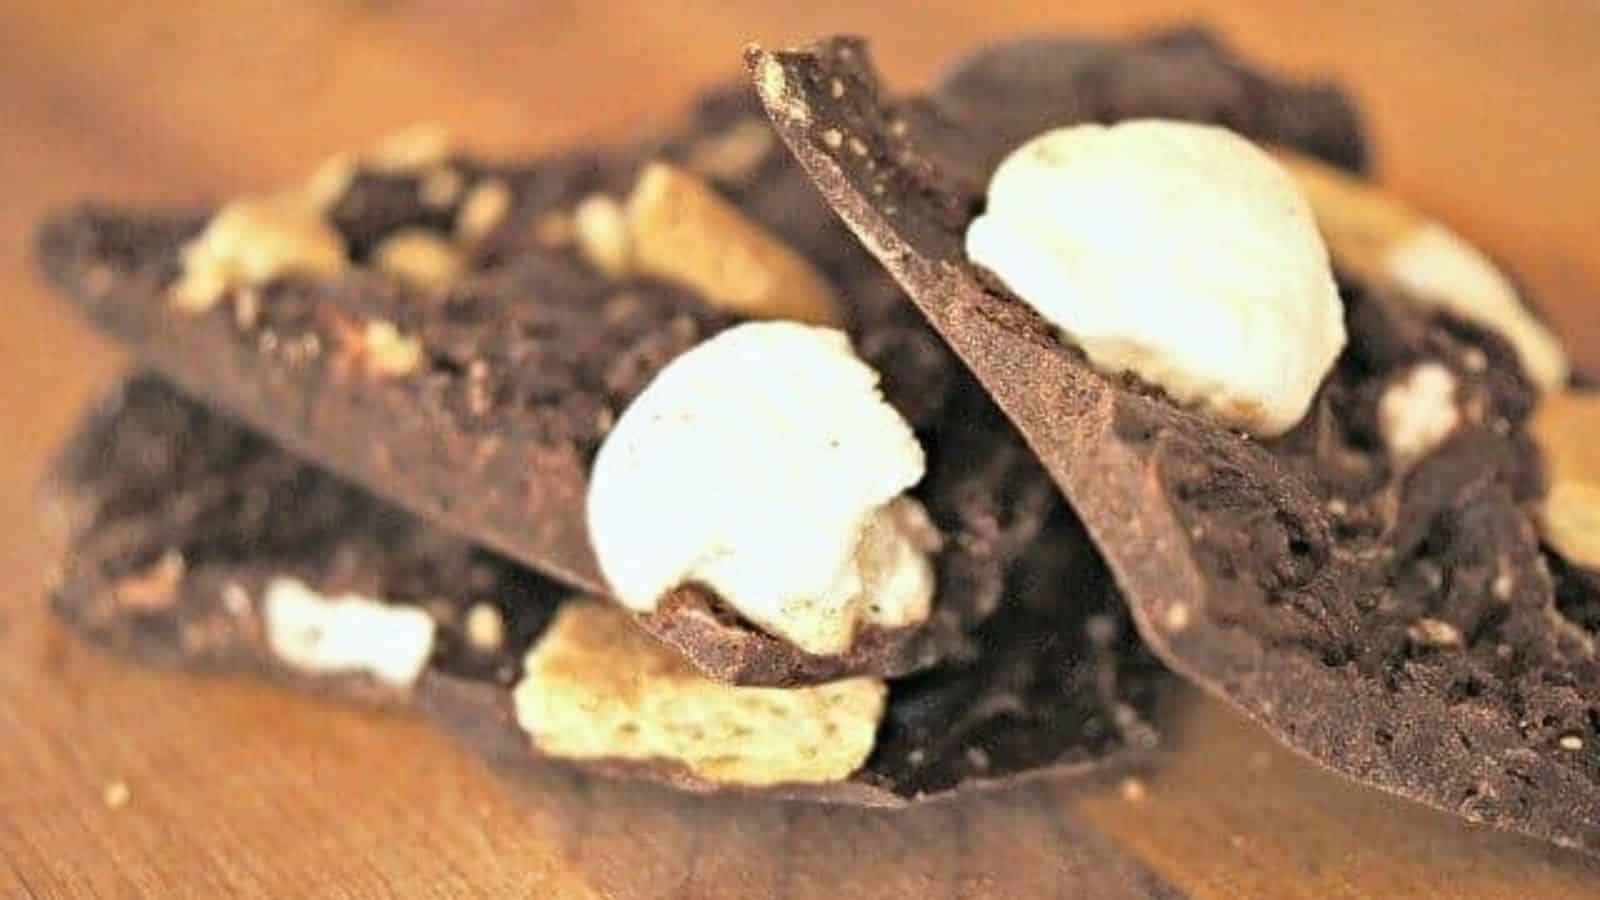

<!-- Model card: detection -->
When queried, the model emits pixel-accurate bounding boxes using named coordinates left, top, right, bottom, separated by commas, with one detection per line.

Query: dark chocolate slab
left=48, top=375, right=1170, bottom=802
left=35, top=86, right=1039, bottom=686
left=750, top=34, right=1600, bottom=853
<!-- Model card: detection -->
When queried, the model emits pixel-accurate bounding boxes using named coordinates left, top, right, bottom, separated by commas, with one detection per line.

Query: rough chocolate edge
left=638, top=588, right=931, bottom=686
left=749, top=37, right=1600, bottom=854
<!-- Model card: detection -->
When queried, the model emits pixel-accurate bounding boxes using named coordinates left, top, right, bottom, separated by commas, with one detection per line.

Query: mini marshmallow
left=263, top=578, right=436, bottom=687
left=587, top=321, right=935, bottom=656
left=1378, top=362, right=1461, bottom=466
left=966, top=120, right=1346, bottom=436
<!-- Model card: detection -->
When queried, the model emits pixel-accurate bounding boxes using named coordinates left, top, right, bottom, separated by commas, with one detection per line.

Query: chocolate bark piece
left=750, top=35, right=1600, bottom=853
left=34, top=85, right=1023, bottom=685
left=47, top=376, right=1169, bottom=801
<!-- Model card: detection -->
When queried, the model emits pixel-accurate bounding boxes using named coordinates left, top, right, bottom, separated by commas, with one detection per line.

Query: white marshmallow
left=1378, top=362, right=1461, bottom=466
left=966, top=120, right=1346, bottom=436
left=262, top=578, right=436, bottom=687
left=586, top=321, right=935, bottom=656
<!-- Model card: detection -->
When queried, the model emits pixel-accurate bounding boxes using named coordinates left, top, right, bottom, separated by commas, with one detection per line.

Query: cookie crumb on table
left=103, top=780, right=131, bottom=810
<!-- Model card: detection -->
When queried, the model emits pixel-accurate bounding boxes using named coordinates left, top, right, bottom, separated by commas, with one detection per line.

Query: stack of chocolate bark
left=35, top=28, right=1600, bottom=855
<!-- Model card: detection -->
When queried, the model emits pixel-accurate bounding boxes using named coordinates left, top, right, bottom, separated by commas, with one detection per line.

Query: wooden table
left=3, top=2, right=1597, bottom=896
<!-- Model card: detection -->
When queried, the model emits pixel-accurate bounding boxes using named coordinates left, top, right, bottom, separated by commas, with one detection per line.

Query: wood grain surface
left=2, top=2, right=1597, bottom=897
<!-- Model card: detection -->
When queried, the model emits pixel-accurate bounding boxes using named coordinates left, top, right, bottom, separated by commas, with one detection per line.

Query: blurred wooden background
left=1, top=2, right=1597, bottom=897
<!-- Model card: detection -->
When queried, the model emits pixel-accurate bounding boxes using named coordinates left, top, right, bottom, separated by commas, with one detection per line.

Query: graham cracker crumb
left=113, top=549, right=185, bottom=611
left=1163, top=603, right=1191, bottom=632
left=464, top=602, right=505, bottom=653
left=1491, top=569, right=1514, bottom=600
left=420, top=166, right=465, bottom=208
left=368, top=123, right=452, bottom=173
left=304, top=153, right=357, bottom=212
left=1119, top=777, right=1148, bottom=803
left=684, top=118, right=775, bottom=183
left=172, top=193, right=348, bottom=313
left=574, top=194, right=632, bottom=278
left=373, top=228, right=463, bottom=291
left=1407, top=618, right=1462, bottom=648
left=456, top=178, right=514, bottom=243
left=103, top=780, right=131, bottom=810
left=361, top=320, right=425, bottom=377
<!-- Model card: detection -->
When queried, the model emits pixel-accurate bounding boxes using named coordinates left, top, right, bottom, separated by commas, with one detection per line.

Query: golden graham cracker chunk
left=372, top=228, right=464, bottom=291
left=364, top=122, right=453, bottom=173
left=1277, top=150, right=1570, bottom=390
left=574, top=193, right=632, bottom=279
left=625, top=162, right=841, bottom=325
left=1531, top=390, right=1600, bottom=568
left=172, top=192, right=348, bottom=313
left=513, top=603, right=886, bottom=786
left=455, top=178, right=513, bottom=243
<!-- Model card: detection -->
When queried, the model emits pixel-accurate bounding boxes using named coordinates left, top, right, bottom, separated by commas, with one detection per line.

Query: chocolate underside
left=34, top=82, right=1041, bottom=685
left=751, top=34, right=1600, bottom=853
left=47, top=375, right=1167, bottom=801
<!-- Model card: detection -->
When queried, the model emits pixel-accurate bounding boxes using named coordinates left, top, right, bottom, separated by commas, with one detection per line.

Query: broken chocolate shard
left=47, top=375, right=1169, bottom=801
left=751, top=33, right=1600, bottom=853
left=33, top=83, right=1036, bottom=685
